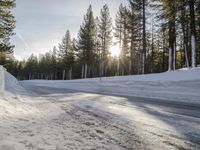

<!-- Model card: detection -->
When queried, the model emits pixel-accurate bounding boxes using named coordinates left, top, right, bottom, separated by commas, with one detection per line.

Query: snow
left=1, top=66, right=200, bottom=149
left=22, top=67, right=200, bottom=104
left=0, top=65, right=5, bottom=91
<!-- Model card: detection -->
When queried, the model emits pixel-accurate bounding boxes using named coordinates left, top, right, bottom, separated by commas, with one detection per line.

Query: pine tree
left=142, top=0, right=147, bottom=74
left=162, top=0, right=177, bottom=71
left=114, top=4, right=124, bottom=57
left=58, top=30, right=75, bottom=79
left=58, top=30, right=72, bottom=64
left=197, top=0, right=200, bottom=65
left=77, top=5, right=96, bottom=78
left=189, top=0, right=197, bottom=67
left=51, top=46, right=58, bottom=80
left=121, top=7, right=129, bottom=75
left=0, top=0, right=15, bottom=54
left=126, top=3, right=138, bottom=74
left=114, top=4, right=129, bottom=75
left=128, top=0, right=147, bottom=74
left=67, top=39, right=75, bottom=79
left=94, top=17, right=101, bottom=77
left=114, top=4, right=124, bottom=76
left=25, top=54, right=38, bottom=80
left=178, top=0, right=190, bottom=68
left=99, top=4, right=112, bottom=76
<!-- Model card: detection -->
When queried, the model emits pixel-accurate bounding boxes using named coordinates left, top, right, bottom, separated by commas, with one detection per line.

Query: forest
left=0, top=0, right=200, bottom=80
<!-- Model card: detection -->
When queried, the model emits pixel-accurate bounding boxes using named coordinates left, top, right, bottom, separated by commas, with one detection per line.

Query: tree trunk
left=82, top=65, right=84, bottom=79
left=189, top=0, right=196, bottom=67
left=168, top=16, right=176, bottom=71
left=62, top=69, right=65, bottom=80
left=173, top=42, right=176, bottom=70
left=180, top=4, right=190, bottom=68
left=151, top=22, right=154, bottom=73
left=142, top=0, right=146, bottom=74
left=70, top=67, right=73, bottom=79
left=84, top=64, right=87, bottom=78
left=182, top=24, right=189, bottom=68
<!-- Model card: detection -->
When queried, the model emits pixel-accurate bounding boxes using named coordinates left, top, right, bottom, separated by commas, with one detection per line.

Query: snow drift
left=0, top=65, right=22, bottom=94
left=24, top=67, right=200, bottom=84
left=0, top=65, right=5, bottom=91
left=0, top=66, right=200, bottom=149
left=21, top=67, right=200, bottom=104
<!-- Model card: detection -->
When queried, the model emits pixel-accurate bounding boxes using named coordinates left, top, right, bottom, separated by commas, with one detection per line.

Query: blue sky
left=11, top=0, right=128, bottom=60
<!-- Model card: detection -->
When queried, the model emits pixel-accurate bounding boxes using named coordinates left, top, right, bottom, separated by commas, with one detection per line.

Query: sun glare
left=110, top=44, right=120, bottom=57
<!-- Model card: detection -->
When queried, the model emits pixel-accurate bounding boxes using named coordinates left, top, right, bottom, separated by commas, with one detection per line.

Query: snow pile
left=0, top=66, right=200, bottom=149
left=4, top=69, right=19, bottom=92
left=0, top=65, right=32, bottom=119
left=0, top=65, right=5, bottom=91
left=22, top=67, right=200, bottom=104
left=25, top=67, right=200, bottom=84
left=0, top=66, right=23, bottom=113
left=0, top=66, right=65, bottom=150
left=0, top=65, right=18, bottom=92
left=75, top=67, right=200, bottom=82
left=112, top=67, right=200, bottom=82
left=0, top=65, right=26, bottom=95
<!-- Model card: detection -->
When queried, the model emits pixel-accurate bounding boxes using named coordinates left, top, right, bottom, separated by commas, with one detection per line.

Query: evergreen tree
left=114, top=4, right=129, bottom=75
left=197, top=0, right=200, bottom=65
left=126, top=3, right=139, bottom=74
left=0, top=0, right=15, bottom=54
left=128, top=0, right=147, bottom=74
left=142, top=0, right=147, bottom=74
left=189, top=0, right=197, bottom=67
left=6, top=1, right=200, bottom=80
left=58, top=30, right=75, bottom=79
left=99, top=4, right=112, bottom=76
left=178, top=0, right=190, bottom=68
left=94, top=17, right=101, bottom=77
left=162, top=0, right=177, bottom=71
left=25, top=54, right=38, bottom=80
left=77, top=5, right=96, bottom=78
left=50, top=49, right=58, bottom=80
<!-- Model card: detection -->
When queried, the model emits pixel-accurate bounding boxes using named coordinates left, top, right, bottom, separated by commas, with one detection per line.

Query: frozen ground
left=0, top=67, right=200, bottom=149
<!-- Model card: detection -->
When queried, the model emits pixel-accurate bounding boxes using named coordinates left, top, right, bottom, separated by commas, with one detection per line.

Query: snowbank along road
left=0, top=67, right=200, bottom=150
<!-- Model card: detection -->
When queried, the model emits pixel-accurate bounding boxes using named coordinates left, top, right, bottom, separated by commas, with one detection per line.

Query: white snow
left=0, top=67, right=65, bottom=149
left=0, top=65, right=5, bottom=91
left=22, top=67, right=200, bottom=104
left=1, top=66, right=200, bottom=149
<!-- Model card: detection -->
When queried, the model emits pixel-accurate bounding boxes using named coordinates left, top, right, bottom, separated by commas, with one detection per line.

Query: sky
left=11, top=0, right=128, bottom=60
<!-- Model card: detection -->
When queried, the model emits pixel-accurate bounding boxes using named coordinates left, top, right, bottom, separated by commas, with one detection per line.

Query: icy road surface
left=1, top=80, right=199, bottom=150
left=1, top=67, right=200, bottom=149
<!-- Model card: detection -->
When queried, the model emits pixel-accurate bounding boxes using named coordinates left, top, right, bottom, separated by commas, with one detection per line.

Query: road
left=18, top=82, right=200, bottom=149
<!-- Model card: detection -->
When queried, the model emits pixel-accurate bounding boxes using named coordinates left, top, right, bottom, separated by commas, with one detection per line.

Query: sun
left=110, top=44, right=120, bottom=57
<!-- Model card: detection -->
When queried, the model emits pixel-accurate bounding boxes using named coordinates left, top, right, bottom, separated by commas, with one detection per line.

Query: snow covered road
left=1, top=68, right=200, bottom=149
left=7, top=82, right=198, bottom=150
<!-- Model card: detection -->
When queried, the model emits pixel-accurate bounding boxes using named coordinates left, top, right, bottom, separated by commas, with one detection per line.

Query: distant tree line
left=1, top=0, right=200, bottom=80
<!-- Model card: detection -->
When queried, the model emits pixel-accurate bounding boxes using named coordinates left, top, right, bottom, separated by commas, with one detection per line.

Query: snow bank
left=0, top=65, right=18, bottom=92
left=4, top=69, right=18, bottom=93
left=128, top=67, right=200, bottom=82
left=0, top=65, right=5, bottom=91
left=21, top=67, right=200, bottom=104
left=31, top=67, right=200, bottom=83
left=87, top=67, right=200, bottom=82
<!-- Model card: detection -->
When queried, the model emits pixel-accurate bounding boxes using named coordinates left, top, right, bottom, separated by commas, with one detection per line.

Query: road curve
left=21, top=82, right=200, bottom=150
